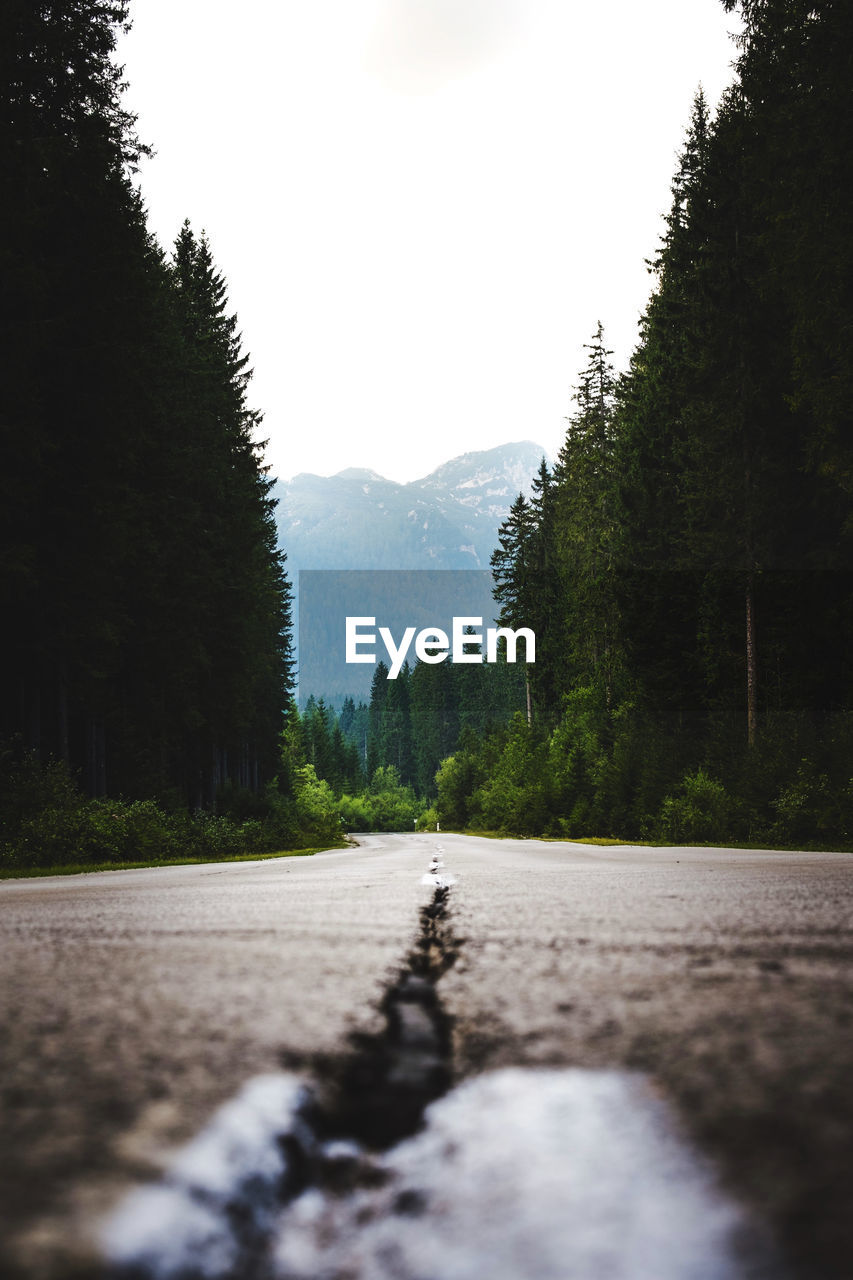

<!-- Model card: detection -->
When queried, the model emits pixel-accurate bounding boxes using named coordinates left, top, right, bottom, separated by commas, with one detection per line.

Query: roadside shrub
left=471, top=713, right=548, bottom=834
left=0, top=748, right=82, bottom=848
left=0, top=749, right=343, bottom=870
left=656, top=769, right=733, bottom=844
left=292, top=764, right=342, bottom=842
left=183, top=810, right=247, bottom=860
left=435, top=752, right=485, bottom=829
left=338, top=792, right=372, bottom=831
left=6, top=803, right=89, bottom=868
left=4, top=796, right=180, bottom=868
left=770, top=759, right=850, bottom=846
left=339, top=766, right=425, bottom=832
left=417, top=806, right=439, bottom=832
left=97, top=799, right=179, bottom=861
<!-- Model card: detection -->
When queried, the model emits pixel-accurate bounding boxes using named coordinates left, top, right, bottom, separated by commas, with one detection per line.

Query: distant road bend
left=1, top=834, right=852, bottom=1279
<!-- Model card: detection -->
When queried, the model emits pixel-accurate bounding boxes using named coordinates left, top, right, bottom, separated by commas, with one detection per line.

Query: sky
left=119, top=0, right=741, bottom=485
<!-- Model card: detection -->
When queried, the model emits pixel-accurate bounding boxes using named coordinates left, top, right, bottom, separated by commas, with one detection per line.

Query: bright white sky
left=119, top=0, right=739, bottom=484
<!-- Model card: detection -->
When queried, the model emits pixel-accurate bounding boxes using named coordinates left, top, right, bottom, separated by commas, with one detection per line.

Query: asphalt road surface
left=1, top=834, right=852, bottom=1279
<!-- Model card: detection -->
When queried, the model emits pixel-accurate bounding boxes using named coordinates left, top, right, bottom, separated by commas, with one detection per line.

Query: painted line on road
left=101, top=1066, right=782, bottom=1280
left=101, top=849, right=782, bottom=1279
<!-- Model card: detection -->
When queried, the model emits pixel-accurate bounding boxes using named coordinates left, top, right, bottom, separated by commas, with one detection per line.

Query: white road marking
left=101, top=1075, right=314, bottom=1279
left=273, top=1068, right=777, bottom=1280
left=422, top=847, right=454, bottom=887
left=100, top=852, right=779, bottom=1280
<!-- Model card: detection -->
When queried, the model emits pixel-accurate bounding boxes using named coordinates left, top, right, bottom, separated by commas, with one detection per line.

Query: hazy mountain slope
left=272, top=441, right=546, bottom=574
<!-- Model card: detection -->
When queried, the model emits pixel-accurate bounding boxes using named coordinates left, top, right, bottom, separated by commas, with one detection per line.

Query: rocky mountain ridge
left=271, top=440, right=547, bottom=574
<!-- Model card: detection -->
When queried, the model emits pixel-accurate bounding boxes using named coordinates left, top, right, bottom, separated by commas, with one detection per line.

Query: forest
left=432, top=0, right=853, bottom=847
left=0, top=1, right=306, bottom=866
left=2, top=1, right=853, bottom=865
left=286, top=652, right=526, bottom=834
left=305, top=0, right=853, bottom=849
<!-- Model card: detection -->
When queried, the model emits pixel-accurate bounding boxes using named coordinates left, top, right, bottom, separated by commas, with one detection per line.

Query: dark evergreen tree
left=409, top=660, right=458, bottom=796
left=552, top=324, right=621, bottom=703
left=491, top=494, right=536, bottom=628
left=366, top=662, right=389, bottom=779
left=1, top=0, right=151, bottom=792
left=379, top=663, right=414, bottom=786
left=491, top=493, right=537, bottom=722
left=0, top=2, right=293, bottom=807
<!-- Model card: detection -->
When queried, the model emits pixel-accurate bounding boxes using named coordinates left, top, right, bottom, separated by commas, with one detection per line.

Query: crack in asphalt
left=101, top=845, right=782, bottom=1280
left=315, top=861, right=459, bottom=1151
left=104, top=847, right=461, bottom=1280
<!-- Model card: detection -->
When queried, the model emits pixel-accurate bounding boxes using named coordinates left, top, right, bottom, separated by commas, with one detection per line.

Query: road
left=1, top=834, right=852, bottom=1278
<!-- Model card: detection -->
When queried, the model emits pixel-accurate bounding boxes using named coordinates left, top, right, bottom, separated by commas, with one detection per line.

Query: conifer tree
left=491, top=494, right=537, bottom=721
left=366, top=662, right=389, bottom=779
left=491, top=494, right=536, bottom=627
left=379, top=664, right=415, bottom=786
left=552, top=324, right=621, bottom=701
left=0, top=4, right=293, bottom=804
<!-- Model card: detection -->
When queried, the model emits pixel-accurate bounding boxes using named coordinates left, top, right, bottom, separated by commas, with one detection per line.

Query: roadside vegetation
left=424, top=709, right=853, bottom=849
left=0, top=749, right=347, bottom=875
left=1, top=3, right=292, bottom=820
left=3, top=3, right=852, bottom=859
left=306, top=0, right=853, bottom=853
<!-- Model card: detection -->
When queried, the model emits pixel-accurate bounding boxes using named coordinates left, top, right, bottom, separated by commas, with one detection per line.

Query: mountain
left=271, top=441, right=547, bottom=574
left=273, top=442, right=548, bottom=704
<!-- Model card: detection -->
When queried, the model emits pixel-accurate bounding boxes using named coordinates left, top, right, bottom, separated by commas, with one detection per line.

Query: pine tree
left=552, top=324, right=621, bottom=701
left=380, top=664, right=414, bottom=786
left=491, top=493, right=538, bottom=721
left=0, top=0, right=157, bottom=791
left=366, top=661, right=389, bottom=779
left=0, top=4, right=293, bottom=804
left=491, top=494, right=536, bottom=627
left=613, top=93, right=715, bottom=745
left=166, top=222, right=292, bottom=800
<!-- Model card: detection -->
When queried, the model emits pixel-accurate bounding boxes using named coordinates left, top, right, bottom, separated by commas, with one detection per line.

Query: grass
left=458, top=829, right=850, bottom=852
left=0, top=842, right=349, bottom=880
left=554, top=835, right=647, bottom=845
left=450, top=827, right=647, bottom=845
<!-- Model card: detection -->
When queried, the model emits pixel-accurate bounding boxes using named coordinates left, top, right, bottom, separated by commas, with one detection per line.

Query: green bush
left=338, top=792, right=372, bottom=831
left=339, top=766, right=425, bottom=832
left=656, top=769, right=733, bottom=844
left=7, top=803, right=88, bottom=868
left=471, top=714, right=548, bottom=834
left=292, top=764, right=343, bottom=842
left=4, top=795, right=180, bottom=868
left=183, top=810, right=246, bottom=860
left=0, top=749, right=81, bottom=830
left=0, top=749, right=342, bottom=870
left=417, top=806, right=439, bottom=831
left=769, top=759, right=851, bottom=846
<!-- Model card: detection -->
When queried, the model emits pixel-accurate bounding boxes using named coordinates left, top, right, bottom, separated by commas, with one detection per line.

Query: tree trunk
left=57, top=663, right=69, bottom=765
left=746, top=575, right=757, bottom=747
left=85, top=717, right=107, bottom=796
left=23, top=677, right=42, bottom=756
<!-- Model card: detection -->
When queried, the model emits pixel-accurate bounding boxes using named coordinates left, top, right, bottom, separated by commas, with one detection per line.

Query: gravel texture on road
left=0, top=841, right=428, bottom=1278
left=1, top=833, right=852, bottom=1279
left=436, top=835, right=853, bottom=1280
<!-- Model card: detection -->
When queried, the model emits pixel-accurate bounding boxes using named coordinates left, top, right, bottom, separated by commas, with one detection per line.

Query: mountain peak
left=334, top=466, right=390, bottom=483
left=411, top=441, right=548, bottom=489
left=272, top=441, right=546, bottom=574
